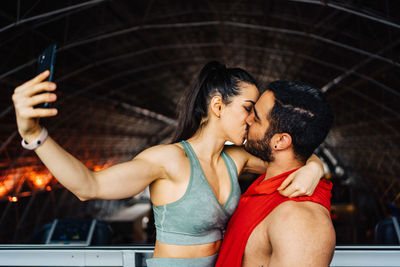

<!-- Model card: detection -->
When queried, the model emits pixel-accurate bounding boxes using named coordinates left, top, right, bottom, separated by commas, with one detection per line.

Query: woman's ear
left=210, top=95, right=223, bottom=118
left=274, top=133, right=292, bottom=150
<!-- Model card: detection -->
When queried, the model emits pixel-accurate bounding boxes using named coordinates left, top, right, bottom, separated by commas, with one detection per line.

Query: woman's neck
left=186, top=124, right=226, bottom=164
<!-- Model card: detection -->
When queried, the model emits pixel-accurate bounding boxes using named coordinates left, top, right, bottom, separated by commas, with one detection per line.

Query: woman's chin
left=234, top=137, right=245, bottom=146
left=226, top=135, right=246, bottom=146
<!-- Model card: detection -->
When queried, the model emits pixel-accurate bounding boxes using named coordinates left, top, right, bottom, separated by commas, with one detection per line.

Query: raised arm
left=12, top=71, right=164, bottom=201
left=35, top=138, right=165, bottom=200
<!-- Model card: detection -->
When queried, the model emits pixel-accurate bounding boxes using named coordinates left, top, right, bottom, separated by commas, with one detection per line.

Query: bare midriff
left=152, top=240, right=222, bottom=258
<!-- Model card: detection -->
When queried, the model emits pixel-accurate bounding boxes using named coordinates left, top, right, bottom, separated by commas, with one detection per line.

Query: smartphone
left=35, top=43, right=57, bottom=108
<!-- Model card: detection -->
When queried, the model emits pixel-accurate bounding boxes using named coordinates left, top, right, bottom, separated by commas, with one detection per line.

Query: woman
left=12, top=61, right=323, bottom=266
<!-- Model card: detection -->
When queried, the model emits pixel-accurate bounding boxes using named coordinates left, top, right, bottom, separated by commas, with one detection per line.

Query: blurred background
left=0, top=0, right=399, bottom=246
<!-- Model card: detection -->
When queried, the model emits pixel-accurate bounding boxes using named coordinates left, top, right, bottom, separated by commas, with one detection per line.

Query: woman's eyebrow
left=245, top=100, right=256, bottom=105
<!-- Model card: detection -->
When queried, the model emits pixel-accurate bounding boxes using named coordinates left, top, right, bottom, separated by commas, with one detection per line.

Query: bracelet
left=21, top=127, right=48, bottom=150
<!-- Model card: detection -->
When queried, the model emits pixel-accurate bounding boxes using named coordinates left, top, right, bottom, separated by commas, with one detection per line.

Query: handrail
left=0, top=245, right=399, bottom=266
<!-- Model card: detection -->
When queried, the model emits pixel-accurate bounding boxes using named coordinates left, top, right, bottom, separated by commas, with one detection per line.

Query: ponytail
left=171, top=61, right=256, bottom=143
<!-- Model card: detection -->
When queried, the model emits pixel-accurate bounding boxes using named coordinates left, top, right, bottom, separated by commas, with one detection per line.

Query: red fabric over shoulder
left=215, top=169, right=332, bottom=267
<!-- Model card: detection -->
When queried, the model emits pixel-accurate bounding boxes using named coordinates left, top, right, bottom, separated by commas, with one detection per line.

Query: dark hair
left=172, top=61, right=257, bottom=143
left=266, top=80, right=333, bottom=163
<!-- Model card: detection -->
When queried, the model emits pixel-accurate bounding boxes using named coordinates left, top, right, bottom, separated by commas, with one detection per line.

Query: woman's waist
left=153, top=239, right=221, bottom=258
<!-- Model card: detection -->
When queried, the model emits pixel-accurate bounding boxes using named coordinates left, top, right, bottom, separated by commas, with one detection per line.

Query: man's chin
left=244, top=139, right=273, bottom=162
left=244, top=139, right=253, bottom=153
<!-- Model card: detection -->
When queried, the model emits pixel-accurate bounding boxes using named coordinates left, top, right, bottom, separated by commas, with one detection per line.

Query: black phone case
left=35, top=44, right=57, bottom=109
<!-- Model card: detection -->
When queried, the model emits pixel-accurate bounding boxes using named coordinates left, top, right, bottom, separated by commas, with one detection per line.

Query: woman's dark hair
left=171, top=61, right=257, bottom=143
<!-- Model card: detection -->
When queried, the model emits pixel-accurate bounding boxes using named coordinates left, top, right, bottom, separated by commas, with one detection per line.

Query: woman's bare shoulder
left=135, top=143, right=186, bottom=163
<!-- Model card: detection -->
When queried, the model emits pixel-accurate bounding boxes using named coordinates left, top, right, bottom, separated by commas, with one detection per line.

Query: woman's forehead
left=237, top=82, right=259, bottom=100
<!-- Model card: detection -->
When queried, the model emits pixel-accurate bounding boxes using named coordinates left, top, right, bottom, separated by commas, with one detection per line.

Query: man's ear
left=210, top=95, right=223, bottom=118
left=274, top=133, right=292, bottom=150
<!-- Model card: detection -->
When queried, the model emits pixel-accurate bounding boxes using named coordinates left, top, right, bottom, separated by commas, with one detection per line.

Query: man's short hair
left=267, top=80, right=333, bottom=163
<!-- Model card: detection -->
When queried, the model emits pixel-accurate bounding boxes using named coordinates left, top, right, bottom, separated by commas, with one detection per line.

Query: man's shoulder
left=266, top=200, right=335, bottom=249
left=268, top=200, right=330, bottom=227
left=265, top=200, right=336, bottom=266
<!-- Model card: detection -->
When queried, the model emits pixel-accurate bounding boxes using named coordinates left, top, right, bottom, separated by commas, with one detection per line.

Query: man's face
left=244, top=91, right=276, bottom=162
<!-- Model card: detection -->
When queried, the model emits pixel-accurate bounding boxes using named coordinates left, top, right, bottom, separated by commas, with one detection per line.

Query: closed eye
left=244, top=100, right=255, bottom=114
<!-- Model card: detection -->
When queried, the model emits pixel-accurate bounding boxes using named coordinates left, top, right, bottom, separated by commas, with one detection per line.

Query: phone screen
left=35, top=44, right=57, bottom=108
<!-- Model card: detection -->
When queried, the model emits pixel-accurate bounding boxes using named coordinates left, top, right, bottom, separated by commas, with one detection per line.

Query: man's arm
left=267, top=201, right=336, bottom=267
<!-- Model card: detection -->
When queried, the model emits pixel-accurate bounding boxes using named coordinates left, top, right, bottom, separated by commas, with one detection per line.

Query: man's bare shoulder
left=267, top=201, right=333, bottom=237
left=270, top=200, right=330, bottom=220
left=266, top=201, right=336, bottom=266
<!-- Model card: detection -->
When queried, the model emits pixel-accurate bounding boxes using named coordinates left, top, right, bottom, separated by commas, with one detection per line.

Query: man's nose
left=246, top=113, right=254, bottom=126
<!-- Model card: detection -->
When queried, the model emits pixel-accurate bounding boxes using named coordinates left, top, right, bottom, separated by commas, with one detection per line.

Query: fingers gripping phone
left=35, top=44, right=57, bottom=108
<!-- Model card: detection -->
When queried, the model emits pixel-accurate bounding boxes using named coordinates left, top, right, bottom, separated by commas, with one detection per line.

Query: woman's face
left=221, top=82, right=259, bottom=145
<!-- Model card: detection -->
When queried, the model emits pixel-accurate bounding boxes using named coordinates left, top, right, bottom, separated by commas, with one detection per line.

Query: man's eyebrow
left=245, top=100, right=256, bottom=105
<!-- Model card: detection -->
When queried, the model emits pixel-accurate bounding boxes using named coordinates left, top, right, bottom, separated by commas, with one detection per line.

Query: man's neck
left=263, top=154, right=304, bottom=180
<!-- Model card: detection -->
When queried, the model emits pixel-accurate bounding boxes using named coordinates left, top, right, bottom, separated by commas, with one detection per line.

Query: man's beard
left=245, top=127, right=275, bottom=162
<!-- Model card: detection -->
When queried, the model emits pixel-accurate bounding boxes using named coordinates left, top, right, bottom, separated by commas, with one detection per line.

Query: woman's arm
left=228, top=145, right=324, bottom=197
left=223, top=145, right=267, bottom=175
left=35, top=137, right=165, bottom=200
left=277, top=154, right=324, bottom=198
left=12, top=71, right=164, bottom=200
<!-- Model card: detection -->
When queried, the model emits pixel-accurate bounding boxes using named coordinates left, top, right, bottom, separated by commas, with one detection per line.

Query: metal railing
left=0, top=245, right=399, bottom=267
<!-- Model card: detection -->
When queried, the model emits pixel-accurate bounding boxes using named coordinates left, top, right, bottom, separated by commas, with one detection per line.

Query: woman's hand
left=11, top=72, right=164, bottom=201
left=12, top=70, right=58, bottom=142
left=277, top=154, right=324, bottom=198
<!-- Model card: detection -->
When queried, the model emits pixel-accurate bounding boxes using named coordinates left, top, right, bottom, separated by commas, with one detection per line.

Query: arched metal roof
left=0, top=0, right=399, bottom=244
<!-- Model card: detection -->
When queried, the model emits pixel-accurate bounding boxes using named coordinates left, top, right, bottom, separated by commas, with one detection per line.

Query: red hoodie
left=215, top=169, right=333, bottom=267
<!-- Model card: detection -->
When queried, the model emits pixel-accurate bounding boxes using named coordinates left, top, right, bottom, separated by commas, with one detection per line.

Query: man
left=216, top=80, right=336, bottom=267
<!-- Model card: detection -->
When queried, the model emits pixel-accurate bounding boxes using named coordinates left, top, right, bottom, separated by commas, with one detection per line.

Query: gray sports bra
left=152, top=141, right=241, bottom=245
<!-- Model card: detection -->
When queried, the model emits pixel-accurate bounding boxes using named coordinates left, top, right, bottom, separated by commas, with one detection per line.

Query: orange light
left=27, top=170, right=52, bottom=189
left=93, top=165, right=103, bottom=172
left=1, top=169, right=22, bottom=197
left=34, top=176, right=44, bottom=186
left=0, top=185, right=7, bottom=197
left=46, top=186, right=52, bottom=191
left=90, top=160, right=114, bottom=172
left=8, top=196, right=18, bottom=202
